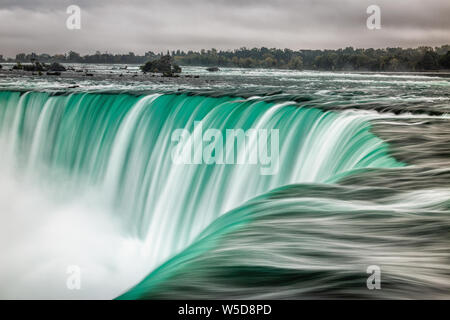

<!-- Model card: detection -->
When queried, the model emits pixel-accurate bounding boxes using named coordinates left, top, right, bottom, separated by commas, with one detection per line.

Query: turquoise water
left=0, top=69, right=448, bottom=299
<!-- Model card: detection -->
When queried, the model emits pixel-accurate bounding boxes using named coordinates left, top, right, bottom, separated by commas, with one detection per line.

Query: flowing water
left=0, top=66, right=449, bottom=299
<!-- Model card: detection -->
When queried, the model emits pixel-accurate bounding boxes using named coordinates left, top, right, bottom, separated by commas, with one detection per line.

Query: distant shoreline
left=2, top=45, right=449, bottom=74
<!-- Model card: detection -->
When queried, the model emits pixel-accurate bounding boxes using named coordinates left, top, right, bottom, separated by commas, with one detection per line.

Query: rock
left=12, top=63, right=23, bottom=70
left=12, top=61, right=51, bottom=72
left=172, top=64, right=182, bottom=73
left=24, top=62, right=45, bottom=72
left=48, top=62, right=66, bottom=72
left=206, top=67, right=220, bottom=72
left=46, top=71, right=61, bottom=76
left=140, top=55, right=182, bottom=74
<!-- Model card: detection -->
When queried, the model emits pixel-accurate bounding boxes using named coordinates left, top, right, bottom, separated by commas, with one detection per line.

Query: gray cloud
left=0, top=0, right=449, bottom=57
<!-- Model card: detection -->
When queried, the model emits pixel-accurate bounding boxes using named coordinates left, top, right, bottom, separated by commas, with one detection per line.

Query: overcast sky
left=1, top=0, right=449, bottom=57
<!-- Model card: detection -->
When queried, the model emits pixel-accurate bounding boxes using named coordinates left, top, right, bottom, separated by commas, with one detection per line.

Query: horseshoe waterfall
left=0, top=71, right=449, bottom=299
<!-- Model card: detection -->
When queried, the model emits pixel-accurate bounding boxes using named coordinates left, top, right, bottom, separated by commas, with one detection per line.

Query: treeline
left=172, top=46, right=450, bottom=71
left=2, top=45, right=450, bottom=71
left=4, top=51, right=153, bottom=64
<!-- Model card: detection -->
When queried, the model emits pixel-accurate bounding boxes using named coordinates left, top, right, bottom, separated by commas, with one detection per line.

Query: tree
left=288, top=56, right=303, bottom=70
left=439, top=51, right=450, bottom=69
left=418, top=50, right=439, bottom=70
left=68, top=51, right=81, bottom=62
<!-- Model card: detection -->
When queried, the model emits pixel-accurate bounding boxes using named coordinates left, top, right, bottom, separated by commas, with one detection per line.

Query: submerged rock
left=206, top=67, right=220, bottom=72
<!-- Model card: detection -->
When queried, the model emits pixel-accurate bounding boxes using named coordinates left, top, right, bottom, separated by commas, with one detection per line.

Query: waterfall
left=0, top=90, right=402, bottom=298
